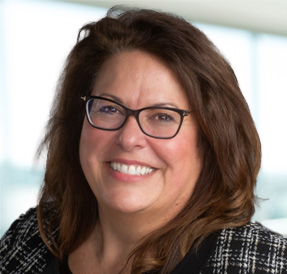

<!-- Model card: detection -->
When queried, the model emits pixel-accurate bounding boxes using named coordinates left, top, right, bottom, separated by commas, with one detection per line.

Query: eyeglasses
left=81, top=96, right=191, bottom=139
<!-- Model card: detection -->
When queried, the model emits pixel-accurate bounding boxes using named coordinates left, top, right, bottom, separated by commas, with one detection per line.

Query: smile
left=110, top=162, right=154, bottom=176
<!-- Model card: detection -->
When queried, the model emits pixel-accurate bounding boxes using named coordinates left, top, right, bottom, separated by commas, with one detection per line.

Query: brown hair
left=37, top=6, right=261, bottom=273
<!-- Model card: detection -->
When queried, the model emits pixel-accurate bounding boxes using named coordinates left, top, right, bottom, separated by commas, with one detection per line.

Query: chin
left=104, top=192, right=155, bottom=214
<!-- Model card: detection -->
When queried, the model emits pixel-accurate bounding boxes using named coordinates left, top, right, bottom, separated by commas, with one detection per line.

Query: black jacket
left=1, top=208, right=287, bottom=273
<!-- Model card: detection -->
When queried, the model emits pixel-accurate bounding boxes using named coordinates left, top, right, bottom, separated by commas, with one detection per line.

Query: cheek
left=79, top=121, right=94, bottom=179
left=79, top=120, right=104, bottom=174
left=157, top=130, right=202, bottom=188
left=80, top=121, right=93, bottom=160
left=80, top=119, right=110, bottom=154
left=164, top=134, right=201, bottom=168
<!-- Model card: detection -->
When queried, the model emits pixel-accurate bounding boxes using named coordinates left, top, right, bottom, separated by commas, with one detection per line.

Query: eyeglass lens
left=86, top=98, right=183, bottom=138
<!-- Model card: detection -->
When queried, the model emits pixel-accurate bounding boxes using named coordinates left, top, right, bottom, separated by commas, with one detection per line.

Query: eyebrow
left=97, top=92, right=180, bottom=109
left=98, top=93, right=123, bottom=104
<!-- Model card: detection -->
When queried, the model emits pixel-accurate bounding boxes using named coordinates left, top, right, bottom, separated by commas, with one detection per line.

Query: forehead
left=92, top=50, right=189, bottom=109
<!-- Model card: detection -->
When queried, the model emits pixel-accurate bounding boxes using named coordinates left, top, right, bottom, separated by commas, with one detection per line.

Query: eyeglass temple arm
left=183, top=110, right=191, bottom=116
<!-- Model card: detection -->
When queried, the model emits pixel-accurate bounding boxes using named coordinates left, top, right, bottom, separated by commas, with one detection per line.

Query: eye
left=154, top=113, right=174, bottom=121
left=92, top=100, right=125, bottom=116
left=98, top=105, right=119, bottom=114
left=148, top=112, right=177, bottom=124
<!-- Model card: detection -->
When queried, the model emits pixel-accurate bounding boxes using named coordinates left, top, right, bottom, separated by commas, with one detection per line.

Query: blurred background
left=0, top=0, right=286, bottom=237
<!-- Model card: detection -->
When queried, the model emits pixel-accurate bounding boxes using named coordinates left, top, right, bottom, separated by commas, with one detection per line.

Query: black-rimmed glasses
left=81, top=96, right=191, bottom=139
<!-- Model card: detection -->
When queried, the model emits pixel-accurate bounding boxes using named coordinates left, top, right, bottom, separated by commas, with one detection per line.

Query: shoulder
left=218, top=222, right=287, bottom=251
left=201, top=222, right=287, bottom=274
left=0, top=208, right=56, bottom=274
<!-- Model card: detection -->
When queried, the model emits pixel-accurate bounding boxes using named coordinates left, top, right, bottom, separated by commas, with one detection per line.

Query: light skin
left=69, top=50, right=202, bottom=273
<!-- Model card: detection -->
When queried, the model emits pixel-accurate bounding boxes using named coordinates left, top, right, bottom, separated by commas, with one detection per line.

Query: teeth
left=110, top=162, right=154, bottom=175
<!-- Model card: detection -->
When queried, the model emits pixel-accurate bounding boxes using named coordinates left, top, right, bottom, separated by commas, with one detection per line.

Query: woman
left=1, top=6, right=286, bottom=274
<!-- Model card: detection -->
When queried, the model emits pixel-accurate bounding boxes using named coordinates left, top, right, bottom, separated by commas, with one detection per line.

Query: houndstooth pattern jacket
left=1, top=208, right=287, bottom=274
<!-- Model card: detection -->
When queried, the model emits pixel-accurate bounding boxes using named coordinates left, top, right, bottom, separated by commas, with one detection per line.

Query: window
left=0, top=1, right=106, bottom=235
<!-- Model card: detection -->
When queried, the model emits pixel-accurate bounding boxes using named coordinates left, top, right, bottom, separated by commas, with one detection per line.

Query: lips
left=110, top=162, right=154, bottom=176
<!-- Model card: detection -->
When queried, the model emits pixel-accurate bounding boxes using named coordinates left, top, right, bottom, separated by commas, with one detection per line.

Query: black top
left=171, top=232, right=218, bottom=274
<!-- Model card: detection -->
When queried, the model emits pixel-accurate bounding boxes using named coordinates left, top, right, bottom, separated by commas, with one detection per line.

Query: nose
left=116, top=116, right=147, bottom=151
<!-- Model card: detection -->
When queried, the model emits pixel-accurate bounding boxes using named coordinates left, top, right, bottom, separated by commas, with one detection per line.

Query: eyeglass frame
left=81, top=95, right=191, bottom=139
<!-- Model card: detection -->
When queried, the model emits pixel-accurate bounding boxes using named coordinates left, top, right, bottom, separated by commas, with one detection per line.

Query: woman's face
left=80, top=51, right=202, bottom=220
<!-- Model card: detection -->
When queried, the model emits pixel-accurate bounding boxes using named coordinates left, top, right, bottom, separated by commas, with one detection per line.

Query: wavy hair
left=37, top=6, right=261, bottom=273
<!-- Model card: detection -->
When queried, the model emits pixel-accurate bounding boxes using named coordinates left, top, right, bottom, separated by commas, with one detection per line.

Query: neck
left=97, top=201, right=175, bottom=248
left=68, top=203, right=180, bottom=273
left=94, top=204, right=174, bottom=272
